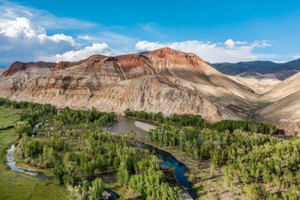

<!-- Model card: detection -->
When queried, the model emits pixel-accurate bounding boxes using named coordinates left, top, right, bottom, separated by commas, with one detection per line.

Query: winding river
left=6, top=144, right=118, bottom=200
left=6, top=122, right=119, bottom=200
left=6, top=117, right=197, bottom=199
left=7, top=144, right=52, bottom=179
left=110, top=116, right=198, bottom=199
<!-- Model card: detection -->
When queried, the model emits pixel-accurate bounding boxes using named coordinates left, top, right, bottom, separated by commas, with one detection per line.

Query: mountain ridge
left=1, top=48, right=299, bottom=134
left=211, top=59, right=300, bottom=80
left=0, top=48, right=258, bottom=123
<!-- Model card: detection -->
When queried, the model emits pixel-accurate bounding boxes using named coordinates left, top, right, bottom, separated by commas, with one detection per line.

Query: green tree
left=63, top=161, right=77, bottom=186
left=15, top=121, right=31, bottom=137
left=244, top=183, right=270, bottom=200
left=116, top=162, right=130, bottom=186
left=53, top=163, right=64, bottom=184
left=89, top=178, right=105, bottom=200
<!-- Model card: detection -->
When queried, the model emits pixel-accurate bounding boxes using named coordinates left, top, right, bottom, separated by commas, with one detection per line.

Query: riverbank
left=0, top=107, right=69, bottom=200
left=110, top=117, right=199, bottom=199
left=142, top=140, right=245, bottom=200
left=134, top=121, right=156, bottom=132
left=121, top=115, right=245, bottom=199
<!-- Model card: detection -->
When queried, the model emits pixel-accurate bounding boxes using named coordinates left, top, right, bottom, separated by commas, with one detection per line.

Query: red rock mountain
left=0, top=48, right=259, bottom=123
left=1, top=61, right=56, bottom=77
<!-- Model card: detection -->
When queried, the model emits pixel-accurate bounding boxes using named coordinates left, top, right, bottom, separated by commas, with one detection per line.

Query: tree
left=89, top=178, right=105, bottom=200
left=53, top=163, right=64, bottom=184
left=15, top=121, right=31, bottom=137
left=84, top=161, right=96, bottom=177
left=63, top=161, right=77, bottom=186
left=244, top=183, right=270, bottom=200
left=96, top=155, right=108, bottom=172
left=116, top=161, right=130, bottom=186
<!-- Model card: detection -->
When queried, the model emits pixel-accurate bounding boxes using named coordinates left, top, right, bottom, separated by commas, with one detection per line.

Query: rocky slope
left=3, top=48, right=299, bottom=134
left=0, top=61, right=56, bottom=97
left=0, top=48, right=258, bottom=122
left=257, top=71, right=300, bottom=134
left=230, top=76, right=280, bottom=95
left=0, top=68, right=4, bottom=76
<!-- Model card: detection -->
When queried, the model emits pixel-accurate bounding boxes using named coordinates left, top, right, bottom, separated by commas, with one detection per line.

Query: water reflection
left=138, top=143, right=198, bottom=199
left=110, top=117, right=198, bottom=199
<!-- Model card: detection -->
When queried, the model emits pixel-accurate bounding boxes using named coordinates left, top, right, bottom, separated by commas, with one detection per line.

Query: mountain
left=211, top=59, right=300, bottom=80
left=229, top=75, right=280, bottom=95
left=0, top=61, right=56, bottom=96
left=0, top=48, right=258, bottom=122
left=3, top=48, right=300, bottom=134
left=0, top=68, right=4, bottom=76
left=257, top=71, right=300, bottom=133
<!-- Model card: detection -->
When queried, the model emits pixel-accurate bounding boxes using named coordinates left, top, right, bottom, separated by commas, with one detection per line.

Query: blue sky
left=0, top=0, right=300, bottom=67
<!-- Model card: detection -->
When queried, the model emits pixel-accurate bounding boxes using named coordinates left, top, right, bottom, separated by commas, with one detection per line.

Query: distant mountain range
left=211, top=59, right=300, bottom=80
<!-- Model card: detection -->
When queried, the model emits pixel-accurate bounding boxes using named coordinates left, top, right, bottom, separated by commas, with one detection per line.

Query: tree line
left=125, top=109, right=277, bottom=134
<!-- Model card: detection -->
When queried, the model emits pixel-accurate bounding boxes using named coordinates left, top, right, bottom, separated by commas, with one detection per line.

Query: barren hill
left=3, top=48, right=299, bottom=134
left=0, top=48, right=258, bottom=122
left=257, top=71, right=300, bottom=134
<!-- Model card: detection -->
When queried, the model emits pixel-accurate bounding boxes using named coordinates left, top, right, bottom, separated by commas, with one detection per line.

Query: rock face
left=4, top=48, right=300, bottom=134
left=0, top=61, right=56, bottom=97
left=1, top=61, right=56, bottom=77
left=0, top=48, right=259, bottom=123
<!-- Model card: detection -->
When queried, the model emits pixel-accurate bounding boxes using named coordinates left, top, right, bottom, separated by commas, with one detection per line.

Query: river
left=110, top=116, right=198, bottom=199
left=6, top=144, right=51, bottom=179
left=7, top=117, right=197, bottom=199
left=6, top=122, right=119, bottom=200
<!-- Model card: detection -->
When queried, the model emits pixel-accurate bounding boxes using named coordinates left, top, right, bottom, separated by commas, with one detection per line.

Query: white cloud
left=0, top=1, right=281, bottom=66
left=293, top=54, right=300, bottom=59
left=223, top=39, right=248, bottom=49
left=40, top=43, right=111, bottom=62
left=0, top=1, right=136, bottom=66
left=135, top=40, right=274, bottom=63
left=48, top=34, right=75, bottom=46
left=0, top=16, right=77, bottom=65
left=224, top=39, right=235, bottom=49
left=0, top=17, right=75, bottom=45
left=0, top=17, right=41, bottom=38
left=78, top=35, right=92, bottom=40
left=0, top=1, right=96, bottom=30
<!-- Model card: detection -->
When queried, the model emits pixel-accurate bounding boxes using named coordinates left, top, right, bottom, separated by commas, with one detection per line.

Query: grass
left=0, top=106, right=69, bottom=200
left=0, top=106, right=21, bottom=127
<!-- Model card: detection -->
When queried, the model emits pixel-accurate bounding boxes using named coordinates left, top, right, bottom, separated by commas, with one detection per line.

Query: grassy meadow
left=0, top=106, right=69, bottom=200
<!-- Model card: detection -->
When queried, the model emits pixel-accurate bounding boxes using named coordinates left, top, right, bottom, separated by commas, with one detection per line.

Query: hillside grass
left=0, top=106, right=69, bottom=200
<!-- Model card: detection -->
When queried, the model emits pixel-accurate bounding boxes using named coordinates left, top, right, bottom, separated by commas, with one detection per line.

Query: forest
left=1, top=98, right=181, bottom=199
left=1, top=98, right=299, bottom=199
left=144, top=127, right=299, bottom=199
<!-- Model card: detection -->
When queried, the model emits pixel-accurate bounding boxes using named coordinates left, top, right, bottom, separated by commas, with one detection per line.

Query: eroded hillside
left=1, top=48, right=299, bottom=134
left=0, top=48, right=258, bottom=123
